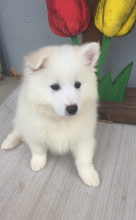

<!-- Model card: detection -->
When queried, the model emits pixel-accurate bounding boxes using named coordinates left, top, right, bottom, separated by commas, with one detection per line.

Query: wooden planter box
left=98, top=88, right=136, bottom=124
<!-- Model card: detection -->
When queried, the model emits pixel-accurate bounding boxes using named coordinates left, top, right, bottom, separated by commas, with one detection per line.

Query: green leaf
left=98, top=62, right=133, bottom=102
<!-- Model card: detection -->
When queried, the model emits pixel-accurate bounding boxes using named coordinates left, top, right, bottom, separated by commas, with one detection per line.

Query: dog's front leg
left=74, top=137, right=100, bottom=187
left=27, top=141, right=47, bottom=172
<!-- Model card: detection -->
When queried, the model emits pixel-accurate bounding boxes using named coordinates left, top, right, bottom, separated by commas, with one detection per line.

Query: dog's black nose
left=66, top=105, right=78, bottom=115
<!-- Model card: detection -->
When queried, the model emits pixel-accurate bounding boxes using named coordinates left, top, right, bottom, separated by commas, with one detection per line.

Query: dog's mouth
left=57, top=112, right=78, bottom=119
left=58, top=116, right=64, bottom=118
left=65, top=112, right=78, bottom=117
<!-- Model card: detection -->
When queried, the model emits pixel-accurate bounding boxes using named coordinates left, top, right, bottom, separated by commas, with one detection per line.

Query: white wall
left=0, top=0, right=136, bottom=88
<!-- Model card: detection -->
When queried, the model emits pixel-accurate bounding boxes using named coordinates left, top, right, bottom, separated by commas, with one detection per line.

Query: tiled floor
left=0, top=87, right=136, bottom=220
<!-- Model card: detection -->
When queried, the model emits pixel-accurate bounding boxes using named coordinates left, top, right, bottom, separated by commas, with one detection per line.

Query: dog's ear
left=82, top=42, right=100, bottom=67
left=24, top=49, right=48, bottom=73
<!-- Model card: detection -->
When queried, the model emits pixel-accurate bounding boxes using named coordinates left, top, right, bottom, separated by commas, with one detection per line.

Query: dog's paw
left=31, top=154, right=46, bottom=172
left=78, top=165, right=100, bottom=187
left=1, top=137, right=16, bottom=150
left=1, top=132, right=21, bottom=150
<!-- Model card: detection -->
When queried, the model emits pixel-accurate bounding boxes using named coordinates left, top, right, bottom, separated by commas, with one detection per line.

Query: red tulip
left=46, top=0, right=90, bottom=37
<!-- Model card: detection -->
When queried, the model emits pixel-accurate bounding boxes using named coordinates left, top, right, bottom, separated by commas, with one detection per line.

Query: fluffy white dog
left=2, top=43, right=100, bottom=187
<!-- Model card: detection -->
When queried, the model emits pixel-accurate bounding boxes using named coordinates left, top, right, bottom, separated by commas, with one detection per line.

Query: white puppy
left=2, top=43, right=100, bottom=187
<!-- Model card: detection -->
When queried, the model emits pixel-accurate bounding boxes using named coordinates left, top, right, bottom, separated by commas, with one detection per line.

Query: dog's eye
left=50, top=84, right=60, bottom=91
left=75, top=82, right=81, bottom=89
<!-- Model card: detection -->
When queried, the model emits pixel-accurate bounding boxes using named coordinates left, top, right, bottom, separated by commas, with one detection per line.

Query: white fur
left=1, top=43, right=100, bottom=187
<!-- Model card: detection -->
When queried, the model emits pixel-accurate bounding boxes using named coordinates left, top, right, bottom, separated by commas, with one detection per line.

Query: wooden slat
left=98, top=88, right=136, bottom=124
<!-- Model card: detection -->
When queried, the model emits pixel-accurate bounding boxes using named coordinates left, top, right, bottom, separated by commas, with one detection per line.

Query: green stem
left=96, top=36, right=111, bottom=78
left=71, top=36, right=79, bottom=46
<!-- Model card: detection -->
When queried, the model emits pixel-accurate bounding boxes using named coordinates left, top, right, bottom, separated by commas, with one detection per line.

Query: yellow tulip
left=95, top=0, right=136, bottom=37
